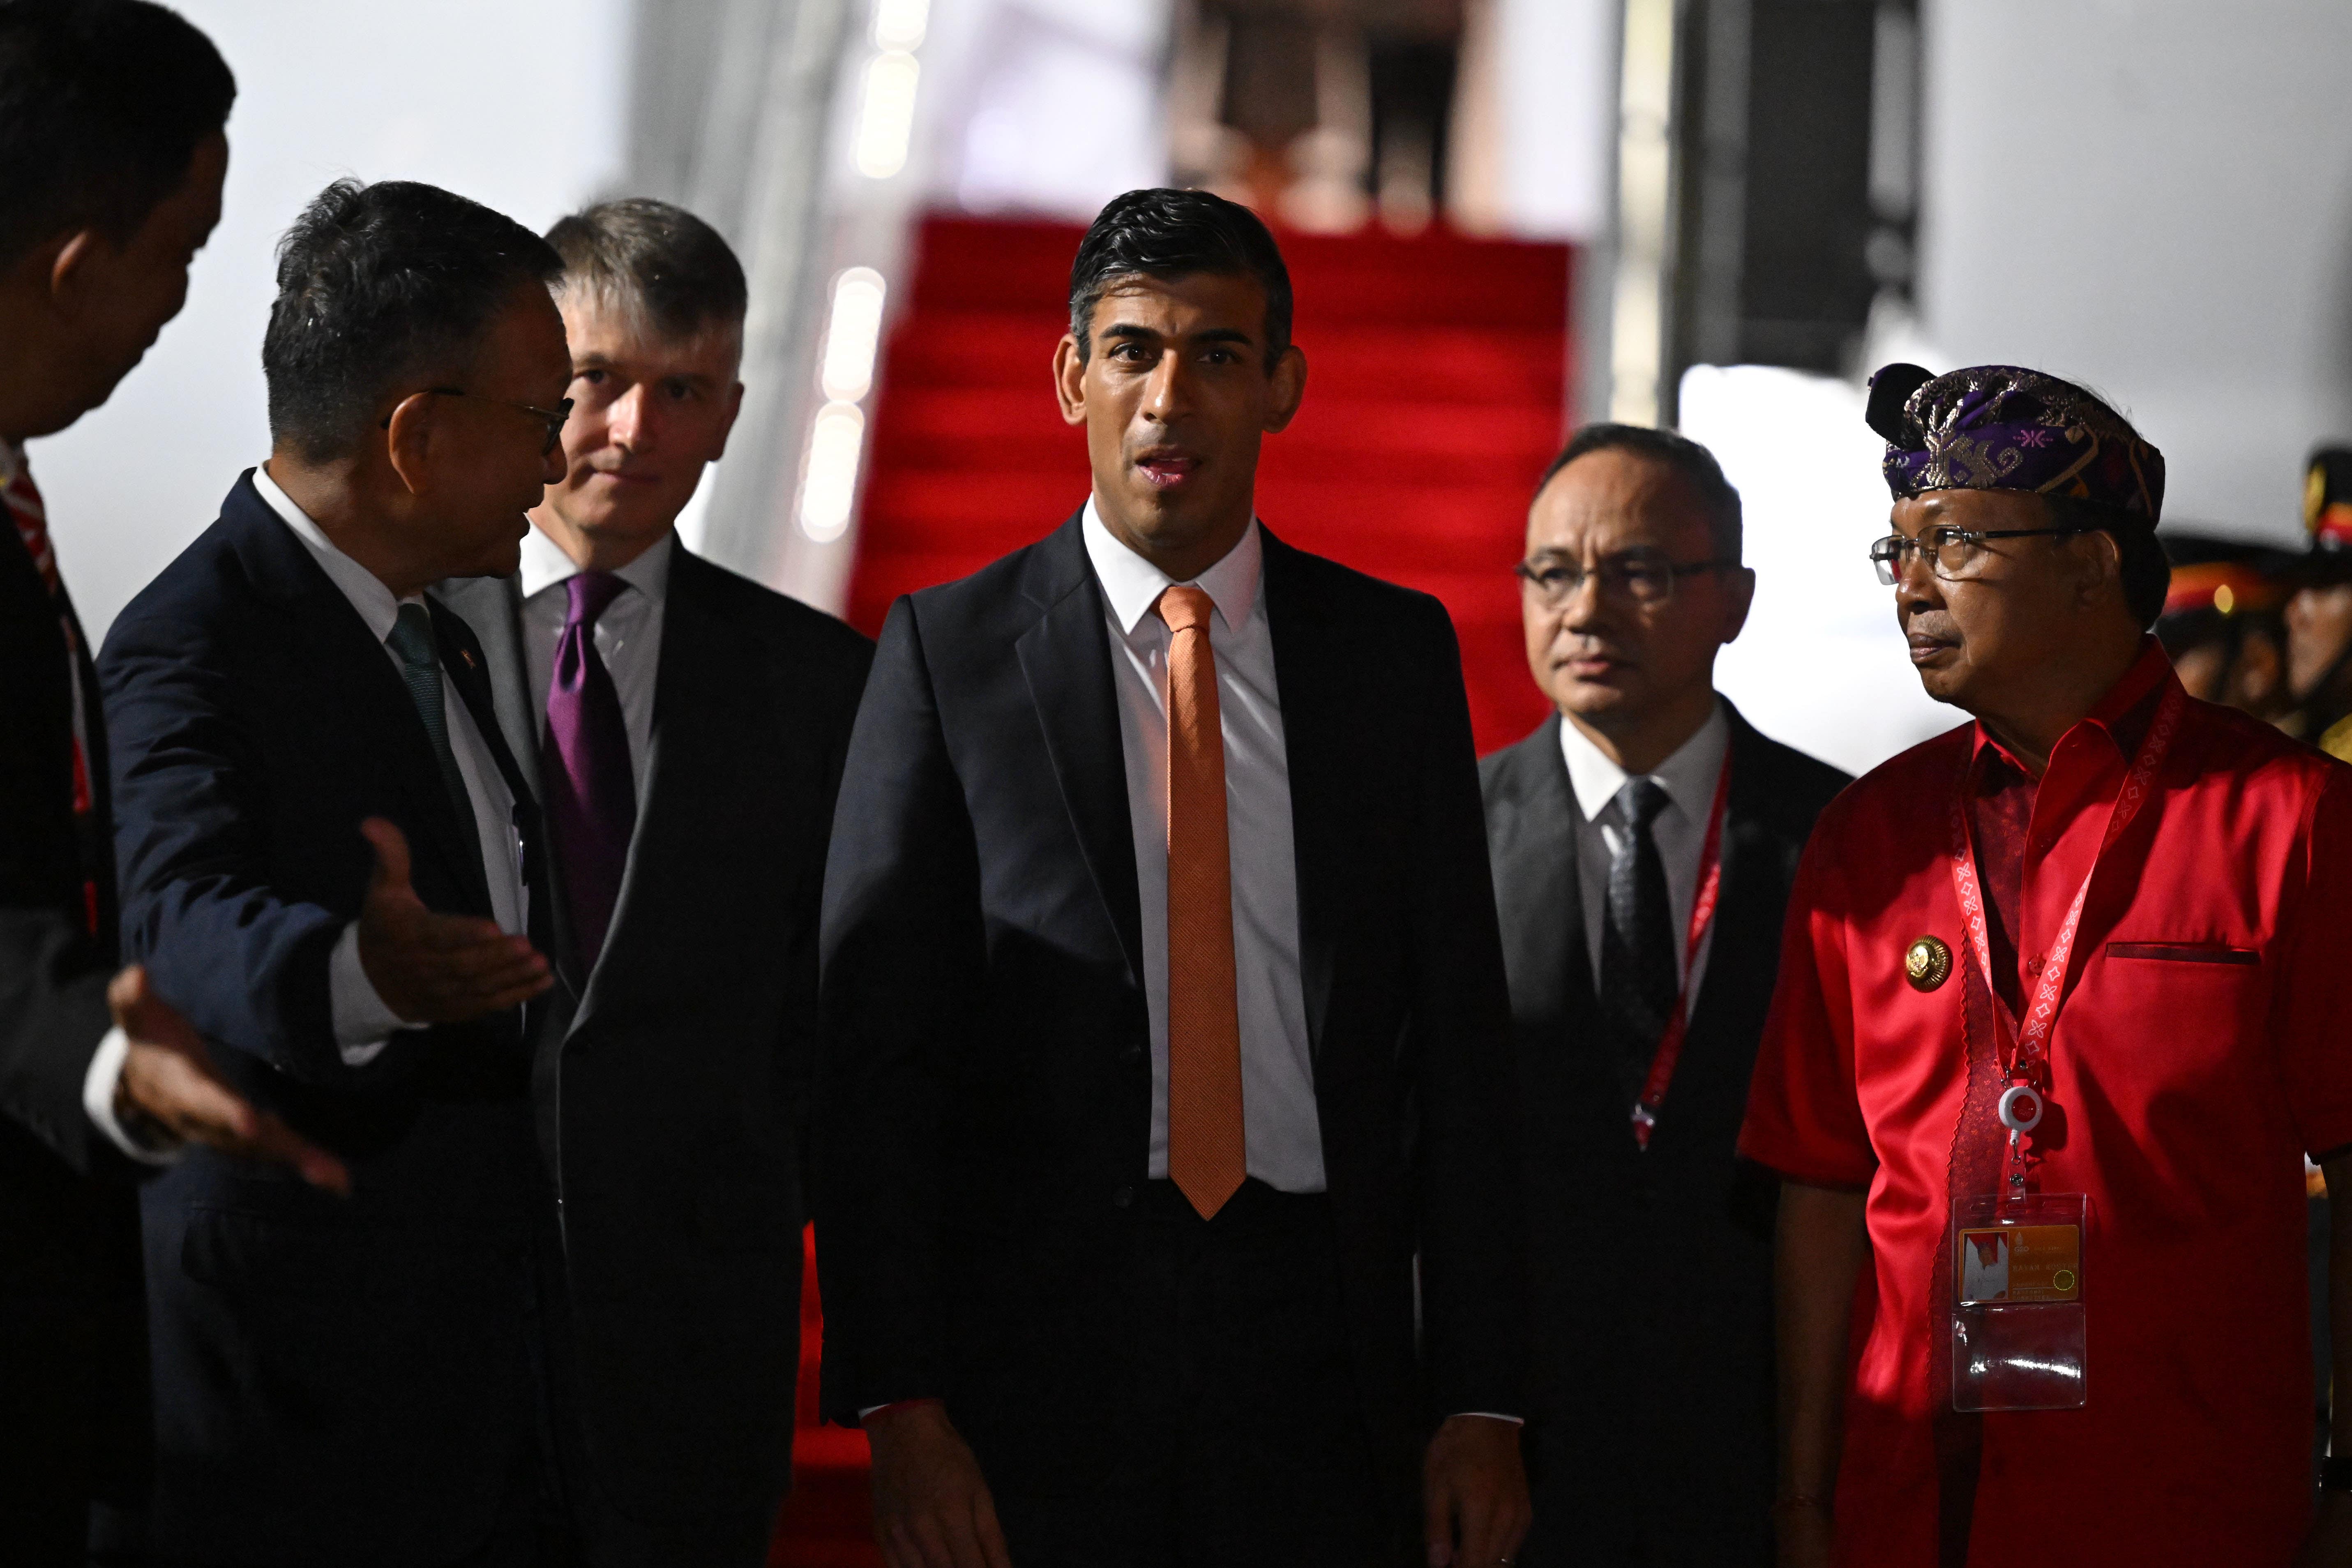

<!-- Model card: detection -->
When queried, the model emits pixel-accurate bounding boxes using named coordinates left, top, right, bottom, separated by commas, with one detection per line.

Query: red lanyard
left=1629, top=756, right=1734, bottom=1151
left=1945, top=681, right=2185, bottom=1173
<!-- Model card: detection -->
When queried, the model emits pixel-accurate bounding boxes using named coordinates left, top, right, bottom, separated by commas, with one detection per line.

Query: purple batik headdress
left=1865, top=362, right=2165, bottom=523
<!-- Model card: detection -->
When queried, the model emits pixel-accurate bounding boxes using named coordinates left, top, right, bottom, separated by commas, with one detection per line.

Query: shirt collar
left=520, top=523, right=673, bottom=605
left=1080, top=495, right=1262, bottom=637
left=1559, top=700, right=1731, bottom=826
left=250, top=461, right=411, bottom=643
left=1970, top=636, right=2177, bottom=775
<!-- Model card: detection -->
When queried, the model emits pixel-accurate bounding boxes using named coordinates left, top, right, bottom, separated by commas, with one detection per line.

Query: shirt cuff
left=1450, top=1411, right=1526, bottom=1426
left=81, top=1026, right=184, bottom=1166
left=330, top=920, right=420, bottom=1067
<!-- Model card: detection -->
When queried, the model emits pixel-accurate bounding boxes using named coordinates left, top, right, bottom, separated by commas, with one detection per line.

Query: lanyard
left=1945, top=680, right=2185, bottom=1183
left=1629, top=756, right=1734, bottom=1151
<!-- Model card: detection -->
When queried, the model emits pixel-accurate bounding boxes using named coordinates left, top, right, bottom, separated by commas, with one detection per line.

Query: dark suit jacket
left=1480, top=706, right=1847, bottom=1550
left=437, top=545, right=871, bottom=1533
left=817, top=512, right=1526, bottom=1518
left=0, top=517, right=147, bottom=1530
left=99, top=473, right=553, bottom=1565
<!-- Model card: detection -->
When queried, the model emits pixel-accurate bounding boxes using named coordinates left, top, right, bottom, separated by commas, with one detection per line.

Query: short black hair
left=1068, top=188, right=1293, bottom=370
left=2046, top=493, right=2169, bottom=631
left=545, top=198, right=747, bottom=343
left=1536, top=422, right=1744, bottom=562
left=0, top=0, right=235, bottom=270
left=264, top=179, right=564, bottom=462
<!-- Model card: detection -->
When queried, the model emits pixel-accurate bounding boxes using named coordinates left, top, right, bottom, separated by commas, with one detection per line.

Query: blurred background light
left=819, top=267, right=889, bottom=403
left=873, top=0, right=929, bottom=51
left=854, top=51, right=921, bottom=179
left=797, top=401, right=868, bottom=544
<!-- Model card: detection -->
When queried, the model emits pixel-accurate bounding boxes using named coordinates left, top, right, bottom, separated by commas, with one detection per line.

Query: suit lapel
left=1259, top=530, right=1347, bottom=1056
left=224, top=478, right=487, bottom=912
left=1685, top=704, right=1772, bottom=1045
left=1014, top=515, right=1144, bottom=989
left=1493, top=715, right=1596, bottom=1032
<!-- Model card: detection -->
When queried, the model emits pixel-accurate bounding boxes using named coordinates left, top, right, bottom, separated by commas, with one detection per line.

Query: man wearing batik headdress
left=1740, top=363, right=2352, bottom=1568
left=2285, top=447, right=2352, bottom=757
left=2156, top=532, right=2293, bottom=724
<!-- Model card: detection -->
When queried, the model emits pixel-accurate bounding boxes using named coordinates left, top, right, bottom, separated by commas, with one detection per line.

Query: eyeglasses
left=1514, top=553, right=1738, bottom=607
left=1869, top=524, right=2090, bottom=585
left=381, top=387, right=573, bottom=455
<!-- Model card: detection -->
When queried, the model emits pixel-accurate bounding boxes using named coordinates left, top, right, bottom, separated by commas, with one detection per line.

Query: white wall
left=30, top=0, right=630, bottom=644
left=1917, top=0, right=2352, bottom=544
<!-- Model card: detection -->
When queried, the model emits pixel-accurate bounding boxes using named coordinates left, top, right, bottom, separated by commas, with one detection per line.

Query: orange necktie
left=1158, top=585, right=1247, bottom=1220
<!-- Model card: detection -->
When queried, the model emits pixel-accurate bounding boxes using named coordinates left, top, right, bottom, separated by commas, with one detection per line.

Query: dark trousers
left=1521, top=1400, right=1774, bottom=1568
left=981, top=1179, right=1399, bottom=1568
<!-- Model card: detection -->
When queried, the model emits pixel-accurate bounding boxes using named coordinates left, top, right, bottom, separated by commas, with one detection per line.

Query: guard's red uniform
left=1743, top=643, right=2352, bottom=1565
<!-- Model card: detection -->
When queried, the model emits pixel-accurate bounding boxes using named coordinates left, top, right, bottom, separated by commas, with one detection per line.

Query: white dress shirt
left=251, top=466, right=526, bottom=1065
left=1082, top=498, right=1326, bottom=1194
left=516, top=524, right=668, bottom=795
left=1559, top=701, right=1732, bottom=1005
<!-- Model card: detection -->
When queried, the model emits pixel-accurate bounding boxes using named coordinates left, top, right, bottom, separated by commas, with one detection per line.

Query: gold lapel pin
left=1905, top=935, right=1953, bottom=992
left=460, top=648, right=478, bottom=669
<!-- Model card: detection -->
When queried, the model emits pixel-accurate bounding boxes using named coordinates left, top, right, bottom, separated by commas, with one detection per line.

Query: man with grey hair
left=437, top=196, right=872, bottom=1566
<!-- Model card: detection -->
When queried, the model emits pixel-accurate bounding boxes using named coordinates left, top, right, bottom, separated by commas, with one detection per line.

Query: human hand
left=1422, top=1414, right=1531, bottom=1567
left=2295, top=1488, right=2352, bottom=1568
left=1774, top=1496, right=1834, bottom=1568
left=866, top=1401, right=1012, bottom=1568
left=355, top=818, right=548, bottom=1023
left=108, top=964, right=350, bottom=1194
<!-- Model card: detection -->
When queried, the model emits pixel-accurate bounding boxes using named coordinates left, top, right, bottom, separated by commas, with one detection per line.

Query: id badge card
left=1950, top=1191, right=2087, bottom=1412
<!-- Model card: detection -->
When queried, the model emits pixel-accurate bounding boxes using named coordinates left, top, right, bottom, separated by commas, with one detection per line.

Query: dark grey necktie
left=1599, top=777, right=1678, bottom=1096
left=386, top=602, right=480, bottom=856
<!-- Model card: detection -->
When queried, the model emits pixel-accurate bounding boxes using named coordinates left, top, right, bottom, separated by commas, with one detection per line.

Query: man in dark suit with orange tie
left=0, top=6, right=346, bottom=1560
left=818, top=188, right=1529, bottom=1568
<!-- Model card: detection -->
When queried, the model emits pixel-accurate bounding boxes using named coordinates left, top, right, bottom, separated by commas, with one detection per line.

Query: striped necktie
left=4, top=457, right=100, bottom=934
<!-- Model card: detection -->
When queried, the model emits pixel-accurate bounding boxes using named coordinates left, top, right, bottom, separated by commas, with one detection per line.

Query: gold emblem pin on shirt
left=1905, top=935, right=1953, bottom=992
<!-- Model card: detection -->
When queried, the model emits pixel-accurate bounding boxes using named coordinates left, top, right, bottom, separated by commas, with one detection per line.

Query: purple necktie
left=544, top=570, right=635, bottom=971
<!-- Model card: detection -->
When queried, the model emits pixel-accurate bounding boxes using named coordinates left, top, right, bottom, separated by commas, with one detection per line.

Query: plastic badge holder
left=1950, top=1191, right=2087, bottom=1412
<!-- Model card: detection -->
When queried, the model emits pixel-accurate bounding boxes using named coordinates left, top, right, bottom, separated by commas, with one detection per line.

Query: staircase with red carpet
left=771, top=212, right=1574, bottom=1566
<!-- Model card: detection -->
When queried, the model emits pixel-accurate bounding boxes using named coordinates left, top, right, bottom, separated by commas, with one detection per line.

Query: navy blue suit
left=97, top=473, right=554, bottom=1565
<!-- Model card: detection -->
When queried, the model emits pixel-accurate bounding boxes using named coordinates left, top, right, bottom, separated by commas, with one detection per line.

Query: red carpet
left=774, top=212, right=1575, bottom=1566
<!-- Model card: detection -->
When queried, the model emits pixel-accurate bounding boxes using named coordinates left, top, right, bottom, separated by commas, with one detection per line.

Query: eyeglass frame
left=378, top=386, right=573, bottom=455
left=1868, top=523, right=2091, bottom=586
left=1513, top=551, right=1743, bottom=607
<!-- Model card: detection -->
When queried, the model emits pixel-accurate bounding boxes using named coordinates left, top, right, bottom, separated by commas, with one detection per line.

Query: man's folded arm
left=1402, top=600, right=1530, bottom=1421
left=816, top=598, right=985, bottom=1422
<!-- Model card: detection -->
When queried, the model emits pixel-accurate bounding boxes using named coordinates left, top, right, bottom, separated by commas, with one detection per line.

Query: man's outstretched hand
left=1424, top=1414, right=1532, bottom=1568
left=108, top=965, right=350, bottom=1194
left=356, top=817, right=549, bottom=1024
left=866, top=1401, right=1012, bottom=1568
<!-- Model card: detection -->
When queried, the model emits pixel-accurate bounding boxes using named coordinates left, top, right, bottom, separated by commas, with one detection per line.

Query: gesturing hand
left=866, top=1402, right=1012, bottom=1568
left=108, top=964, right=350, bottom=1194
left=1423, top=1414, right=1532, bottom=1568
left=355, top=818, right=549, bottom=1024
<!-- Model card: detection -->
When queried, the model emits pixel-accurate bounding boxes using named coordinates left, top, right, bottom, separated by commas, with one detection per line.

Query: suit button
left=1124, top=1043, right=1145, bottom=1065
left=1113, top=1185, right=1136, bottom=1208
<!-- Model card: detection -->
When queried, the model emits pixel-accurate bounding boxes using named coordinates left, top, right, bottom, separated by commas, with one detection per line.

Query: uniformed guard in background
left=2284, top=447, right=2352, bottom=756
left=2156, top=532, right=2293, bottom=724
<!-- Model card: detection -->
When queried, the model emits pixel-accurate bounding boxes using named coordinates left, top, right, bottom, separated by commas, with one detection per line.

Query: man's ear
left=710, top=380, right=746, bottom=461
left=383, top=393, right=439, bottom=497
left=1052, top=334, right=1087, bottom=428
left=1264, top=344, right=1307, bottom=434
left=1720, top=563, right=1758, bottom=644
left=2074, top=528, right=2126, bottom=605
left=35, top=229, right=102, bottom=319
